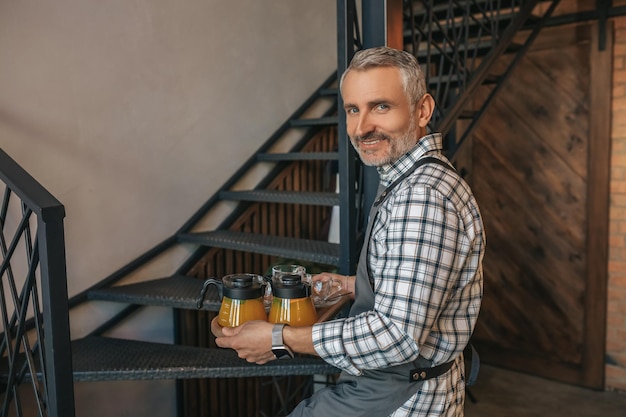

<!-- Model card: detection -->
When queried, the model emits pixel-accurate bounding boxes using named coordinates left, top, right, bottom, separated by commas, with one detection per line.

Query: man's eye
left=376, top=104, right=389, bottom=110
left=346, top=107, right=359, bottom=114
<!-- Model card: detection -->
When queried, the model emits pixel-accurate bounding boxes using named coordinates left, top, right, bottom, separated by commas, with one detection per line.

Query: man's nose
left=352, top=113, right=374, bottom=138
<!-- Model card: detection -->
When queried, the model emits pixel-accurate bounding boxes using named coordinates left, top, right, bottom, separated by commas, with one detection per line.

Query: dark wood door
left=469, top=22, right=612, bottom=389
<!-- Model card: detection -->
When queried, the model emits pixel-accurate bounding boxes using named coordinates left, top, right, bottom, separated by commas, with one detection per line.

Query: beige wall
left=0, top=1, right=336, bottom=415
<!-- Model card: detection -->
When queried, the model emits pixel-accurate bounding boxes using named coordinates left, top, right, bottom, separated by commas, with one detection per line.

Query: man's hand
left=210, top=316, right=225, bottom=338
left=311, top=273, right=356, bottom=300
left=212, top=318, right=276, bottom=364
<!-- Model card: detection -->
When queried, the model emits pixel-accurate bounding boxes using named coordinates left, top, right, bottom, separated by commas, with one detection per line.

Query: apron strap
left=366, top=156, right=454, bottom=289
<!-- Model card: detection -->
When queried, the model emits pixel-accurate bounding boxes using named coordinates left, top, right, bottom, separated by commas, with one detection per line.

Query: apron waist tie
left=409, top=359, right=455, bottom=382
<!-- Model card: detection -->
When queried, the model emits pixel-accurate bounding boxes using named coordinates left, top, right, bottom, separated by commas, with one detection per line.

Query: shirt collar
left=377, top=132, right=444, bottom=187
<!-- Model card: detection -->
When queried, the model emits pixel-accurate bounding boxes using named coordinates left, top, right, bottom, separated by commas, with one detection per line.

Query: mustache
left=353, top=132, right=391, bottom=142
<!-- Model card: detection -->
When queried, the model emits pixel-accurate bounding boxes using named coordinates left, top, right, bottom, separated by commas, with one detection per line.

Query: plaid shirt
left=312, top=133, right=485, bottom=416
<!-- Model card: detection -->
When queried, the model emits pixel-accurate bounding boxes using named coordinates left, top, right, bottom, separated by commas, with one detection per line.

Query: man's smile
left=355, top=133, right=390, bottom=147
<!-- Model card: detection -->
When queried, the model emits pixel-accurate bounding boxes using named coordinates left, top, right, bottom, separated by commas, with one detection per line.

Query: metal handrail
left=404, top=0, right=545, bottom=151
left=0, top=148, right=75, bottom=417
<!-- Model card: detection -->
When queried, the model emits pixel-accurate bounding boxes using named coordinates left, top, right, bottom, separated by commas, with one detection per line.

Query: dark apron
left=288, top=157, right=456, bottom=417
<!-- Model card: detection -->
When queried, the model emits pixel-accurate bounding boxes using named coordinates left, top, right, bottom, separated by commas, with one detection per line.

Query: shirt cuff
left=312, top=320, right=361, bottom=375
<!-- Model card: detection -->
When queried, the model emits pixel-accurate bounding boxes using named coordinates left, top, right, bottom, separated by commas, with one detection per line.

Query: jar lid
left=222, top=273, right=265, bottom=300
left=272, top=274, right=311, bottom=299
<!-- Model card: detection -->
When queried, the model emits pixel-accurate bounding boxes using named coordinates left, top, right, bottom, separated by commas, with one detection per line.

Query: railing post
left=337, top=0, right=358, bottom=275
left=337, top=0, right=405, bottom=275
left=39, top=207, right=75, bottom=417
left=359, top=0, right=386, bottom=222
left=0, top=149, right=75, bottom=417
left=358, top=0, right=404, bottom=232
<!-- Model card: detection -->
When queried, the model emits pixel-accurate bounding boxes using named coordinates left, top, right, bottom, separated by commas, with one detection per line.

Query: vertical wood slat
left=584, top=20, right=612, bottom=388
left=386, top=0, right=404, bottom=49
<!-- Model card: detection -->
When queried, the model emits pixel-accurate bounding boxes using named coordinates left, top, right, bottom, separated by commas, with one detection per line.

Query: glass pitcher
left=203, top=273, right=267, bottom=327
left=268, top=273, right=318, bottom=326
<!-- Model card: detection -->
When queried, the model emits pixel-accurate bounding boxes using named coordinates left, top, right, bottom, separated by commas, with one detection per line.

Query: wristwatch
left=271, top=323, right=294, bottom=359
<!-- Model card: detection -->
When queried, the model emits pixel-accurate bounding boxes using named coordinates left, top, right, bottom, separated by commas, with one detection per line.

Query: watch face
left=272, top=347, right=294, bottom=360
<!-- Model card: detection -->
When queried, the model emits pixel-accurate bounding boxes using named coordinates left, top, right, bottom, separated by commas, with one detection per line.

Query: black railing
left=336, top=0, right=361, bottom=275
left=404, top=0, right=553, bottom=152
left=405, top=0, right=626, bottom=149
left=0, top=149, right=74, bottom=417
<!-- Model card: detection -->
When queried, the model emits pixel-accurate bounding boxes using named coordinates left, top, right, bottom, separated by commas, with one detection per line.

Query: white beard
left=350, top=115, right=419, bottom=167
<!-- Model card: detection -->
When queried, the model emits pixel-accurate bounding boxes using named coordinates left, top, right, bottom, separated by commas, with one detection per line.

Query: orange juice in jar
left=268, top=296, right=317, bottom=326
left=215, top=273, right=267, bottom=327
left=268, top=273, right=318, bottom=326
left=217, top=296, right=267, bottom=327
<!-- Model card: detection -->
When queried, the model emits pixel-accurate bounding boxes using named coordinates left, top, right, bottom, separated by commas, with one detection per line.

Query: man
left=212, top=46, right=485, bottom=416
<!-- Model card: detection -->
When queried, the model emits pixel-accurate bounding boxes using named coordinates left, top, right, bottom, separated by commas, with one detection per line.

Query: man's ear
left=416, top=93, right=435, bottom=128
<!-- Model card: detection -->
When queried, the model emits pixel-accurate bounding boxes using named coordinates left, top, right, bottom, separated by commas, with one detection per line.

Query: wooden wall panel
left=471, top=22, right=610, bottom=388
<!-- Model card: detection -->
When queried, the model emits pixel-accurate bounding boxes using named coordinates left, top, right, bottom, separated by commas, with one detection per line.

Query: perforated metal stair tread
left=219, top=190, right=338, bottom=206
left=87, top=274, right=220, bottom=311
left=256, top=152, right=338, bottom=162
left=178, top=230, right=340, bottom=267
left=71, top=336, right=340, bottom=381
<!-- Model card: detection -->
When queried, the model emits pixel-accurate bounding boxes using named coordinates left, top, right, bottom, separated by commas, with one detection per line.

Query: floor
left=465, top=365, right=626, bottom=417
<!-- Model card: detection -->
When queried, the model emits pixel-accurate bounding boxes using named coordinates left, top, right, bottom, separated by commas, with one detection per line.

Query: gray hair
left=339, top=46, right=428, bottom=106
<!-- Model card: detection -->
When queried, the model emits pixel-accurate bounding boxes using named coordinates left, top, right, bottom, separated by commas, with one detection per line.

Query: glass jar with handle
left=202, top=273, right=267, bottom=327
left=268, top=273, right=318, bottom=326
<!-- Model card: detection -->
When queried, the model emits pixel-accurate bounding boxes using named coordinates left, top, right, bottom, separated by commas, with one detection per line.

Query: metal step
left=409, top=0, right=523, bottom=21
left=458, top=109, right=478, bottom=119
left=289, top=116, right=338, bottom=128
left=404, top=15, right=518, bottom=44
left=415, top=38, right=500, bottom=60
left=256, top=152, right=338, bottom=162
left=219, top=190, right=339, bottom=206
left=428, top=73, right=500, bottom=89
left=70, top=336, right=339, bottom=381
left=178, top=230, right=340, bottom=267
left=87, top=274, right=220, bottom=311
left=319, top=87, right=338, bottom=96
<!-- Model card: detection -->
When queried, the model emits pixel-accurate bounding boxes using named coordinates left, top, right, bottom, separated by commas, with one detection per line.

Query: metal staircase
left=405, top=0, right=561, bottom=155
left=5, top=1, right=622, bottom=416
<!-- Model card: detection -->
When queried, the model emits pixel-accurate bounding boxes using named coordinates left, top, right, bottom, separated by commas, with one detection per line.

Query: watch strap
left=272, top=323, right=286, bottom=347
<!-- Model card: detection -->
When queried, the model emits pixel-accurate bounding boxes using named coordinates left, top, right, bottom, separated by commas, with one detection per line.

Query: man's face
left=341, top=67, right=418, bottom=167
